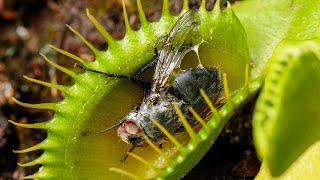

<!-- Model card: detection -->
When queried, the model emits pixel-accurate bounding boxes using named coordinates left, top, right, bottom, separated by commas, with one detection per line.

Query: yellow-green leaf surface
left=232, top=0, right=320, bottom=177
left=12, top=1, right=252, bottom=179
left=255, top=141, right=320, bottom=180
left=12, top=0, right=320, bottom=179
left=253, top=38, right=320, bottom=177
left=233, top=0, right=320, bottom=76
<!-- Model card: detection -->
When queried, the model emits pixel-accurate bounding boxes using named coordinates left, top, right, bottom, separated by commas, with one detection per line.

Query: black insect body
left=119, top=67, right=221, bottom=146
left=78, top=10, right=222, bottom=147
left=172, top=67, right=221, bottom=116
left=111, top=10, right=222, bottom=146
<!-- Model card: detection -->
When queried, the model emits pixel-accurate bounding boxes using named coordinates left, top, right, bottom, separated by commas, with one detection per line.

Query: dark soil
left=0, top=0, right=259, bottom=179
left=184, top=96, right=261, bottom=180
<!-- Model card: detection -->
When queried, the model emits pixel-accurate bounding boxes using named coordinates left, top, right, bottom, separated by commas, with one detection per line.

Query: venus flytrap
left=11, top=1, right=251, bottom=179
left=10, top=0, right=320, bottom=179
left=254, top=38, right=320, bottom=179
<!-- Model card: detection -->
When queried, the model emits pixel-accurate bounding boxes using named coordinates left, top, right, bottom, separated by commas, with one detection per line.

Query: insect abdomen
left=172, top=67, right=221, bottom=105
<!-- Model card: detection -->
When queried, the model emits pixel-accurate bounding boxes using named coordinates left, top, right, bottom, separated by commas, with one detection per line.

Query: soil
left=0, top=0, right=259, bottom=179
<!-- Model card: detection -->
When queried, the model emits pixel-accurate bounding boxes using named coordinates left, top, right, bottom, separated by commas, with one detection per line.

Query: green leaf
left=13, top=0, right=320, bottom=179
left=13, top=2, right=253, bottom=179
left=232, top=0, right=320, bottom=178
left=256, top=141, right=320, bottom=179
left=253, top=38, right=320, bottom=176
left=233, top=0, right=320, bottom=76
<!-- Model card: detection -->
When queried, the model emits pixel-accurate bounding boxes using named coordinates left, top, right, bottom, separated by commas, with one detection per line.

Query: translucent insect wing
left=152, top=10, right=201, bottom=91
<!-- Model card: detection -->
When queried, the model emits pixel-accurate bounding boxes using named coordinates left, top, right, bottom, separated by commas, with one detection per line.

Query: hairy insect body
left=121, top=93, right=186, bottom=145
left=172, top=67, right=221, bottom=115
left=96, top=10, right=222, bottom=146
left=118, top=67, right=221, bottom=146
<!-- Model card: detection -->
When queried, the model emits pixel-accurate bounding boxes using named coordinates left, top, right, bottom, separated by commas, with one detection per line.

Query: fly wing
left=152, top=10, right=201, bottom=92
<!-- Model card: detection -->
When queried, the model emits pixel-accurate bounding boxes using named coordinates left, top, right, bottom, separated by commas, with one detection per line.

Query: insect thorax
left=134, top=94, right=185, bottom=143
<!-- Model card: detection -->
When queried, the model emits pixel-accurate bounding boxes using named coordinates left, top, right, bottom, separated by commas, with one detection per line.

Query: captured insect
left=77, top=10, right=221, bottom=148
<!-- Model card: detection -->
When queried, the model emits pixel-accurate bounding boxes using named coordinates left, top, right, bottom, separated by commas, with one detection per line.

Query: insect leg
left=75, top=63, right=151, bottom=91
left=120, top=145, right=136, bottom=162
left=75, top=63, right=131, bottom=79
left=134, top=59, right=157, bottom=77
left=131, top=77, right=151, bottom=91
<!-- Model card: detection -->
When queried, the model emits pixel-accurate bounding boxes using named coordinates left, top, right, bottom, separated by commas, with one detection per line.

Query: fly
left=77, top=10, right=222, bottom=148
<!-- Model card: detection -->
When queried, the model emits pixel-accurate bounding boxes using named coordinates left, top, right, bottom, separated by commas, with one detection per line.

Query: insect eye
left=124, top=120, right=141, bottom=134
